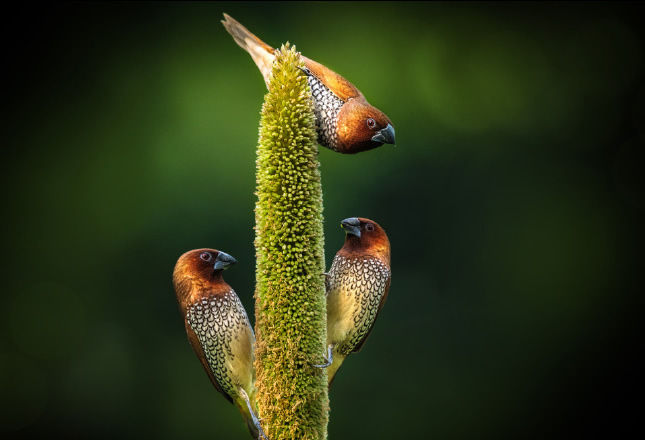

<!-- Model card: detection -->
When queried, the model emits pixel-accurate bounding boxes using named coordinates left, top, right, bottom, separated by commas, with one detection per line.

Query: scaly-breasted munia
left=222, top=14, right=395, bottom=154
left=315, top=217, right=392, bottom=385
left=173, top=249, right=266, bottom=440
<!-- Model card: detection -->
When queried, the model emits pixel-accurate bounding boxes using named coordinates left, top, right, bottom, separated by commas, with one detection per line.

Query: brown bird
left=173, top=249, right=266, bottom=440
left=315, top=217, right=392, bottom=385
left=222, top=13, right=395, bottom=154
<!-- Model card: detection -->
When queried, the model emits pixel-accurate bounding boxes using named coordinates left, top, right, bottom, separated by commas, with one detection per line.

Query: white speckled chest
left=326, top=255, right=391, bottom=355
left=186, top=290, right=253, bottom=397
left=307, top=75, right=344, bottom=151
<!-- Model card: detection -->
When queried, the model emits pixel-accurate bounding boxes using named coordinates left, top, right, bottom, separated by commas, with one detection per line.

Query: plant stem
left=254, top=44, right=329, bottom=440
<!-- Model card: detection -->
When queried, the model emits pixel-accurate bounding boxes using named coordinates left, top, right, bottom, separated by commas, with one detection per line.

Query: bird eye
left=365, top=223, right=374, bottom=231
left=366, top=118, right=376, bottom=129
left=200, top=252, right=212, bottom=261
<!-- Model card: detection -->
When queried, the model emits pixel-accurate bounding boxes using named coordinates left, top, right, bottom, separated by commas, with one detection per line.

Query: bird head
left=336, top=100, right=395, bottom=153
left=340, top=217, right=390, bottom=263
left=173, top=248, right=237, bottom=296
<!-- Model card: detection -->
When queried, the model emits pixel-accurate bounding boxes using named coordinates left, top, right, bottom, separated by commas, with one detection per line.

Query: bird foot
left=313, top=345, right=333, bottom=369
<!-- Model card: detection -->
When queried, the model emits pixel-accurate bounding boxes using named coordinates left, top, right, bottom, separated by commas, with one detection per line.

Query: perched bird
left=222, top=13, right=395, bottom=154
left=173, top=249, right=266, bottom=440
left=316, top=217, right=392, bottom=386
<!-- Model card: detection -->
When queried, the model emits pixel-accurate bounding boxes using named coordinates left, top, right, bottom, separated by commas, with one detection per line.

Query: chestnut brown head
left=340, top=217, right=390, bottom=263
left=173, top=248, right=237, bottom=304
left=336, top=100, right=395, bottom=154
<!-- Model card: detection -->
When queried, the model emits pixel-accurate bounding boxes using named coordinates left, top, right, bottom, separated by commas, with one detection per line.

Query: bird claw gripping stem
left=313, top=345, right=334, bottom=369
left=239, top=388, right=269, bottom=440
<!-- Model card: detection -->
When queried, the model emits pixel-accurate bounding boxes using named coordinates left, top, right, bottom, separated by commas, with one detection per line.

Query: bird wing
left=351, top=277, right=391, bottom=353
left=185, top=321, right=234, bottom=404
left=302, top=56, right=362, bottom=102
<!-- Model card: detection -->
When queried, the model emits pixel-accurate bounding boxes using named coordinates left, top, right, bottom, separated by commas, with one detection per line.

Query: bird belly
left=326, top=285, right=359, bottom=352
left=226, top=324, right=255, bottom=392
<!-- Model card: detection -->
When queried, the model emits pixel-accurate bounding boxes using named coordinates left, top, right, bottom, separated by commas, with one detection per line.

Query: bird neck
left=209, top=270, right=224, bottom=283
left=341, top=236, right=390, bottom=264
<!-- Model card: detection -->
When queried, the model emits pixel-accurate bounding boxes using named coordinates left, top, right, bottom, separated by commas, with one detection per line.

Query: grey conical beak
left=214, top=251, right=237, bottom=270
left=371, top=124, right=395, bottom=145
left=341, top=217, right=361, bottom=238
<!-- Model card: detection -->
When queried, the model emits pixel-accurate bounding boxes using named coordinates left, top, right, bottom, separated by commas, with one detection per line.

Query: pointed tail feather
left=222, top=13, right=276, bottom=87
left=245, top=416, right=260, bottom=440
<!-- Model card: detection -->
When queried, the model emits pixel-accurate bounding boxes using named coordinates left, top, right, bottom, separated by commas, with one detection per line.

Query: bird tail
left=222, top=13, right=275, bottom=88
left=234, top=397, right=260, bottom=439
left=326, top=354, right=345, bottom=388
left=245, top=416, right=260, bottom=440
left=235, top=387, right=268, bottom=440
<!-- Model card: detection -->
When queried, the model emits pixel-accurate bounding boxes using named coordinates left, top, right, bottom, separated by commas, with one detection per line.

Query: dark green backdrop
left=2, top=2, right=643, bottom=439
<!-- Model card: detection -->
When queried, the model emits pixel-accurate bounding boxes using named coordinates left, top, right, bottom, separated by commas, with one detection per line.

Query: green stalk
left=253, top=44, right=329, bottom=440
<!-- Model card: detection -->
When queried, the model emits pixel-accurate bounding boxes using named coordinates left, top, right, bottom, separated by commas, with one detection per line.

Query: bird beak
left=371, top=124, right=395, bottom=145
left=341, top=217, right=361, bottom=238
left=214, top=252, right=237, bottom=270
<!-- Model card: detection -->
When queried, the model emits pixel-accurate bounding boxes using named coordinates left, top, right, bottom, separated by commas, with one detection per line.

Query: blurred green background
left=1, top=2, right=644, bottom=439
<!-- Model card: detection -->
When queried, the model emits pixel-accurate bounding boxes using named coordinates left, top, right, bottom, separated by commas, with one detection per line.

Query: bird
left=173, top=248, right=267, bottom=440
left=221, top=13, right=395, bottom=154
left=315, top=217, right=392, bottom=386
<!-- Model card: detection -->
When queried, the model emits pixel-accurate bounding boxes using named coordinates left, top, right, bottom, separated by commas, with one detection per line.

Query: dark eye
left=367, top=118, right=376, bottom=129
left=200, top=252, right=212, bottom=261
left=365, top=223, right=374, bottom=231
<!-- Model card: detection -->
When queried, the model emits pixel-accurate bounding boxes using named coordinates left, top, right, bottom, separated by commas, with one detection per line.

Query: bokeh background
left=2, top=2, right=644, bottom=439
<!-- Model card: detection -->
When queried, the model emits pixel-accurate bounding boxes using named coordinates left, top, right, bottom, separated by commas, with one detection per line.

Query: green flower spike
left=253, top=44, right=329, bottom=440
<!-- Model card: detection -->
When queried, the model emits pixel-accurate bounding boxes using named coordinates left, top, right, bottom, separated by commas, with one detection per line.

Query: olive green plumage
left=254, top=44, right=329, bottom=440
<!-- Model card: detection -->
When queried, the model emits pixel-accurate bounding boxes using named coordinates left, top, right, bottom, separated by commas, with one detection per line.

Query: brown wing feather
left=185, top=321, right=234, bottom=404
left=303, top=56, right=362, bottom=102
left=351, top=277, right=391, bottom=353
